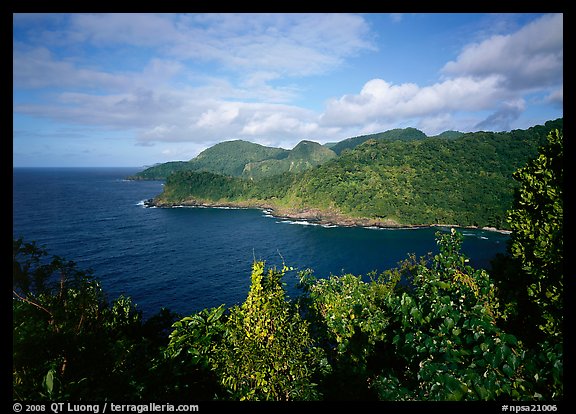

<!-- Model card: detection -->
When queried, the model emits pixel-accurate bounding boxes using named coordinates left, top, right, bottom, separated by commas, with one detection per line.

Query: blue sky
left=13, top=13, right=563, bottom=167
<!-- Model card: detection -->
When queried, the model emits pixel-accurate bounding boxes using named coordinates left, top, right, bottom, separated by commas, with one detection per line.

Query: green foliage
left=160, top=306, right=227, bottom=399
left=291, top=121, right=561, bottom=228
left=305, top=272, right=395, bottom=358
left=330, top=127, right=427, bottom=155
left=429, top=130, right=465, bottom=140
left=160, top=170, right=250, bottom=202
left=214, top=262, right=323, bottom=400
left=242, top=140, right=336, bottom=180
left=13, top=123, right=563, bottom=400
left=297, top=268, right=399, bottom=399
left=507, top=129, right=563, bottom=338
left=190, top=140, right=289, bottom=177
left=488, top=128, right=564, bottom=400
left=127, top=161, right=190, bottom=180
left=154, top=119, right=563, bottom=229
left=12, top=239, right=175, bottom=400
left=166, top=262, right=324, bottom=400
left=374, top=229, right=535, bottom=400
left=156, top=169, right=300, bottom=206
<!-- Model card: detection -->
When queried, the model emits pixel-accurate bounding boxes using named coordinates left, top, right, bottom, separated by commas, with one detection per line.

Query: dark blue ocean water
left=12, top=167, right=510, bottom=318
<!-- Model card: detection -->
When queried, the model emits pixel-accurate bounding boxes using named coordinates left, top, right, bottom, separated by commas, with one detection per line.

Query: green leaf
left=44, top=369, right=55, bottom=394
left=508, top=353, right=520, bottom=371
left=502, top=364, right=514, bottom=378
left=443, top=375, right=467, bottom=401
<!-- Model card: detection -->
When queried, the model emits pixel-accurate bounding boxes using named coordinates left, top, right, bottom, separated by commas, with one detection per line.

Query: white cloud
left=171, top=13, right=375, bottom=77
left=53, top=13, right=374, bottom=79
left=319, top=13, right=562, bottom=133
left=320, top=76, right=508, bottom=127
left=13, top=47, right=184, bottom=92
left=442, top=13, right=563, bottom=91
left=196, top=104, right=240, bottom=128
left=13, top=13, right=377, bottom=151
left=13, top=47, right=133, bottom=90
left=13, top=13, right=562, bottom=158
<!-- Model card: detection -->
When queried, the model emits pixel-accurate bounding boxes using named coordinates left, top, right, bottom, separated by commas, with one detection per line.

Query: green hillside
left=129, top=139, right=336, bottom=181
left=130, top=128, right=429, bottom=180
left=191, top=140, right=289, bottom=176
left=128, top=161, right=190, bottom=180
left=242, top=141, right=336, bottom=180
left=151, top=118, right=563, bottom=230
left=430, top=130, right=465, bottom=140
left=330, top=127, right=427, bottom=155
left=129, top=140, right=288, bottom=180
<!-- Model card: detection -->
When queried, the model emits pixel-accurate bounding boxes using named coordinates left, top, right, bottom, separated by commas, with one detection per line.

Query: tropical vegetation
left=13, top=127, right=563, bottom=401
left=150, top=119, right=563, bottom=230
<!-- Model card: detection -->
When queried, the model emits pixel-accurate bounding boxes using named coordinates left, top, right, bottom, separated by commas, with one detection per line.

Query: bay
left=12, top=167, right=509, bottom=318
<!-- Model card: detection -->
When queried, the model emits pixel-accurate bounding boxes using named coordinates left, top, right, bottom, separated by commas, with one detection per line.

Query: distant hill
left=130, top=161, right=191, bottom=180
left=130, top=139, right=337, bottom=181
left=330, top=127, right=427, bottom=155
left=129, top=140, right=288, bottom=180
left=430, top=130, right=465, bottom=140
left=130, top=127, right=429, bottom=180
left=242, top=141, right=336, bottom=180
left=189, top=140, right=289, bottom=177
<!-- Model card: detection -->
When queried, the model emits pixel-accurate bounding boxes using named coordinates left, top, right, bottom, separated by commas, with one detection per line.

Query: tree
left=297, top=267, right=399, bottom=400
left=507, top=129, right=563, bottom=338
left=12, top=238, right=171, bottom=400
left=373, top=229, right=533, bottom=400
left=166, top=262, right=324, bottom=400
left=217, top=262, right=324, bottom=400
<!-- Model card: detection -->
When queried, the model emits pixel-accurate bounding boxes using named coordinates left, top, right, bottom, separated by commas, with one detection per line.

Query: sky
left=13, top=13, right=563, bottom=167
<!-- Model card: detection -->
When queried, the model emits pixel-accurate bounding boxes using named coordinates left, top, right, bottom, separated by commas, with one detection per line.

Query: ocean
left=12, top=167, right=509, bottom=318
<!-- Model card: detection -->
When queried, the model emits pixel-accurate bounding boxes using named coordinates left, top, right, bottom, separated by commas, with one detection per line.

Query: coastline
left=145, top=198, right=512, bottom=235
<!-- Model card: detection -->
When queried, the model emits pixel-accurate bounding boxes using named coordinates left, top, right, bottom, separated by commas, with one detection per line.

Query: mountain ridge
left=146, top=118, right=563, bottom=231
left=129, top=126, right=453, bottom=180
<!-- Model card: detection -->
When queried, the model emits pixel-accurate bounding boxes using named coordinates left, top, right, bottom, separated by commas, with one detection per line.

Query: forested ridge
left=151, top=118, right=563, bottom=230
left=13, top=128, right=563, bottom=401
left=129, top=139, right=335, bottom=181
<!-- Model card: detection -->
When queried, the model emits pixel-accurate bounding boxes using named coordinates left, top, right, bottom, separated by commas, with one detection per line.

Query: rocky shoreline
left=144, top=198, right=512, bottom=234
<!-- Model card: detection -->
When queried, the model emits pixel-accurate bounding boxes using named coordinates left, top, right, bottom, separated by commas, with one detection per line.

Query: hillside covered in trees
left=147, top=118, right=563, bottom=230
left=129, top=139, right=336, bottom=181
left=129, top=125, right=456, bottom=181
left=13, top=128, right=564, bottom=401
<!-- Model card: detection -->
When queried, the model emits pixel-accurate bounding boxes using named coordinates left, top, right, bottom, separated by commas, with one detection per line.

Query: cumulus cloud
left=442, top=13, right=563, bottom=91
left=319, top=13, right=562, bottom=134
left=320, top=76, right=509, bottom=127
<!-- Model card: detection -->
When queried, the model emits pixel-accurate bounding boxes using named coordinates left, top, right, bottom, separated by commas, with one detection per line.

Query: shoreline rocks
left=144, top=198, right=511, bottom=234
